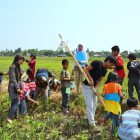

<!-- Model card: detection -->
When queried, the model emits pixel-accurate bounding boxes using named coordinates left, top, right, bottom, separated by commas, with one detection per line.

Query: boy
left=111, top=45, right=125, bottom=86
left=127, top=53, right=140, bottom=101
left=118, top=97, right=140, bottom=140
left=82, top=55, right=117, bottom=126
left=60, top=59, right=73, bottom=114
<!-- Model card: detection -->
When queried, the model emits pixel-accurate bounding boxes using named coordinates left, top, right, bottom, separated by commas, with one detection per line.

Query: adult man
left=82, top=55, right=117, bottom=126
left=111, top=45, right=125, bottom=85
left=73, top=44, right=88, bottom=94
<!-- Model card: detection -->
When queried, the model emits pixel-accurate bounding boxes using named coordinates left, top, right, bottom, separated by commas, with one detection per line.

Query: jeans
left=19, top=99, right=27, bottom=114
left=128, top=78, right=140, bottom=101
left=104, top=112, right=119, bottom=134
left=61, top=87, right=70, bottom=110
left=8, top=97, right=19, bottom=119
left=82, top=84, right=98, bottom=126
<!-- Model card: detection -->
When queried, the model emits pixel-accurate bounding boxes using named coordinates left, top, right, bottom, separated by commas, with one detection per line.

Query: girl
left=102, top=72, right=124, bottom=134
left=7, top=54, right=25, bottom=123
left=25, top=54, right=36, bottom=81
left=19, top=81, right=39, bottom=114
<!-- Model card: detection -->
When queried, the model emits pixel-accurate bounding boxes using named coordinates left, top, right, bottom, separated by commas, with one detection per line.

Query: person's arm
left=84, top=65, right=94, bottom=86
left=127, top=62, right=131, bottom=70
left=115, top=55, right=124, bottom=70
left=95, top=77, right=104, bottom=90
left=9, top=66, right=21, bottom=93
left=27, top=95, right=39, bottom=105
left=118, top=88, right=124, bottom=98
left=61, top=76, right=72, bottom=81
left=102, top=87, right=105, bottom=97
left=60, top=70, right=72, bottom=81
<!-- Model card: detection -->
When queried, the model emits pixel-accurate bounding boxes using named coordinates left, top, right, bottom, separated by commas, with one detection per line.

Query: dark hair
left=111, top=45, right=120, bottom=52
left=104, top=55, right=117, bottom=65
left=30, top=54, right=36, bottom=59
left=12, top=54, right=25, bottom=64
left=127, top=53, right=136, bottom=60
left=26, top=68, right=32, bottom=75
left=127, top=97, right=138, bottom=109
left=62, top=59, right=69, bottom=65
left=105, top=72, right=118, bottom=84
left=78, top=44, right=83, bottom=48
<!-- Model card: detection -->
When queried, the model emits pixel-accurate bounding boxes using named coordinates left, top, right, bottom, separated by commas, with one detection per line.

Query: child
left=60, top=59, right=73, bottom=114
left=19, top=81, right=39, bottom=114
left=102, top=72, right=124, bottom=134
left=118, top=97, right=140, bottom=140
left=127, top=53, right=140, bottom=101
left=111, top=45, right=125, bottom=86
left=7, top=54, right=25, bottom=123
left=25, top=54, right=36, bottom=81
left=82, top=56, right=117, bottom=127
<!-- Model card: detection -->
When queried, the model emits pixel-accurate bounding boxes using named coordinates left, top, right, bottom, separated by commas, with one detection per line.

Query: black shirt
left=127, top=61, right=139, bottom=78
left=83, top=60, right=107, bottom=86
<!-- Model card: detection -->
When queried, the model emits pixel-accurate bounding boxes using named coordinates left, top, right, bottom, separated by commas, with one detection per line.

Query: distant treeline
left=0, top=47, right=140, bottom=58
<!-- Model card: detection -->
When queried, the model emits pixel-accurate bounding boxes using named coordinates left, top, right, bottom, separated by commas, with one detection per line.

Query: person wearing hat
left=7, top=54, right=25, bottom=123
left=127, top=53, right=140, bottom=101
left=25, top=54, right=36, bottom=81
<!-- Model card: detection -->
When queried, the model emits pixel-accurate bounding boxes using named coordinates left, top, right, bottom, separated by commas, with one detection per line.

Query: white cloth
left=82, top=84, right=98, bottom=125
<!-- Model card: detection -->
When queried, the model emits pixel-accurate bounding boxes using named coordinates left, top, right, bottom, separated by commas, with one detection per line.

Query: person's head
left=127, top=53, right=136, bottom=61
left=105, top=72, right=118, bottom=84
left=62, top=59, right=69, bottom=69
left=26, top=68, right=32, bottom=76
left=13, top=54, right=25, bottom=65
left=111, top=45, right=120, bottom=56
left=127, top=97, right=139, bottom=109
left=30, top=54, right=36, bottom=59
left=104, top=55, right=117, bottom=69
left=78, top=44, right=83, bottom=52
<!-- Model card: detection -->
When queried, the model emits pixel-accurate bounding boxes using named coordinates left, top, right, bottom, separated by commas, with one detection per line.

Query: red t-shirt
left=28, top=59, right=36, bottom=80
left=114, top=54, right=125, bottom=78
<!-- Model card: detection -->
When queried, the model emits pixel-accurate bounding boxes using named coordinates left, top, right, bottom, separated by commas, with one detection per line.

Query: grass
left=0, top=56, right=139, bottom=139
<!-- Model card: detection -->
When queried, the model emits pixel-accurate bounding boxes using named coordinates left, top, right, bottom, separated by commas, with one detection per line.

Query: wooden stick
left=59, top=34, right=105, bottom=107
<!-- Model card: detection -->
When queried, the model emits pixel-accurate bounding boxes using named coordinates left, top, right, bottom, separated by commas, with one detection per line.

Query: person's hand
left=36, top=101, right=39, bottom=105
left=88, top=79, right=94, bottom=86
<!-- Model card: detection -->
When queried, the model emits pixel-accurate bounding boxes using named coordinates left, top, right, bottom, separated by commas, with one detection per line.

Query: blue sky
left=0, top=0, right=140, bottom=52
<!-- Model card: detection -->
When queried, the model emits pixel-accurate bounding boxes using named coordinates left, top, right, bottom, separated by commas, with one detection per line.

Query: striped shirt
left=118, top=110, right=140, bottom=140
left=103, top=82, right=122, bottom=114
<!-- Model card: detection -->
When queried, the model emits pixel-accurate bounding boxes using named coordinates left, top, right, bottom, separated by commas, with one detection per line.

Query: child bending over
left=102, top=72, right=124, bottom=134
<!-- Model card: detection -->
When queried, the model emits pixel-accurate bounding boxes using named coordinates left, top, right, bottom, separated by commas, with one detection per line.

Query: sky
left=0, top=0, right=140, bottom=52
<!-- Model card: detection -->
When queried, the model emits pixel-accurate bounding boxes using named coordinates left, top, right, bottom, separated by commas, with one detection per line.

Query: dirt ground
left=0, top=80, right=8, bottom=93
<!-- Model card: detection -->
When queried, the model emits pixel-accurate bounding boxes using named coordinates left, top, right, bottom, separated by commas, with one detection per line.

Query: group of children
left=6, top=53, right=61, bottom=123
left=1, top=49, right=139, bottom=139
left=60, top=53, right=140, bottom=139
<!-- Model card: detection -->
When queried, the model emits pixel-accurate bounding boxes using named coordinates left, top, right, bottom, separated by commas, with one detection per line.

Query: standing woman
left=25, top=54, right=36, bottom=81
left=7, top=54, right=25, bottom=123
